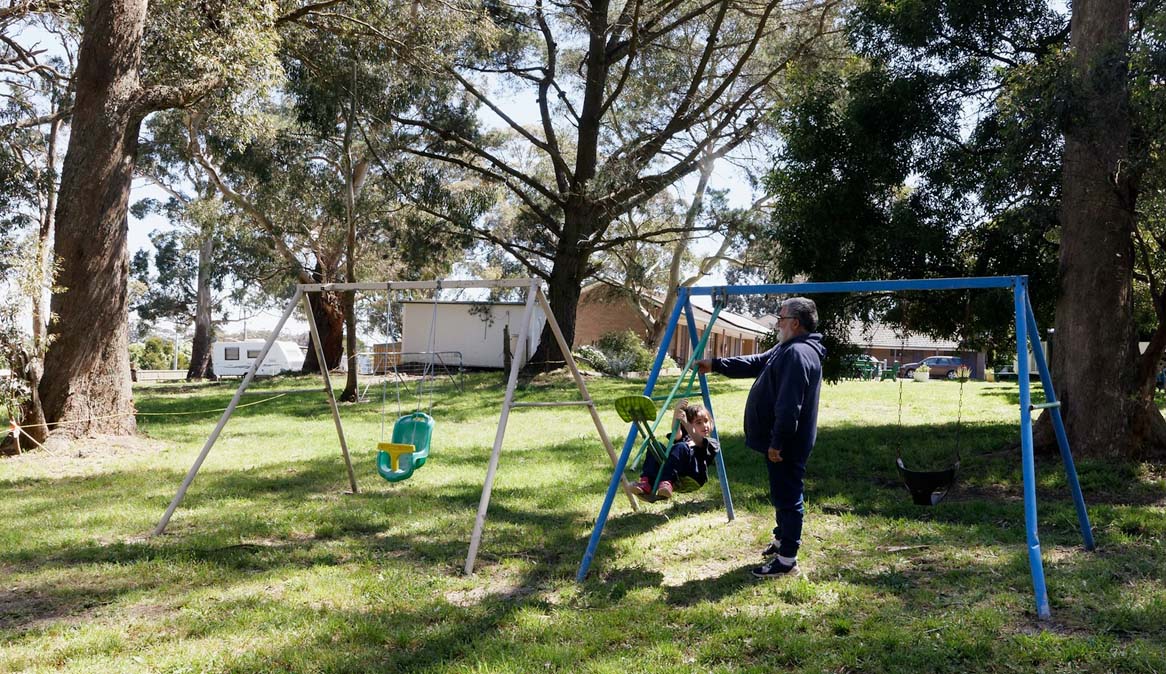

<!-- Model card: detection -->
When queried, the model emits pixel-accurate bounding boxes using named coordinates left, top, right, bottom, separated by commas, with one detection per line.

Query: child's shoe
left=655, top=480, right=673, bottom=499
left=630, top=477, right=652, bottom=497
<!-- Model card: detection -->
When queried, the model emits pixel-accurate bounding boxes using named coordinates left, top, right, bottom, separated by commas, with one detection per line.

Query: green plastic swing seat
left=614, top=395, right=658, bottom=424
left=376, top=412, right=434, bottom=483
left=614, top=394, right=703, bottom=499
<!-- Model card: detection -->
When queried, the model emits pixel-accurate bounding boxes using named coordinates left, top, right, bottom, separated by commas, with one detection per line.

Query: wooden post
left=302, top=292, right=359, bottom=495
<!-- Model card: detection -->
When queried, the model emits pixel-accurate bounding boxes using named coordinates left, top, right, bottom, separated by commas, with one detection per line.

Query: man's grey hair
left=782, top=297, right=818, bottom=332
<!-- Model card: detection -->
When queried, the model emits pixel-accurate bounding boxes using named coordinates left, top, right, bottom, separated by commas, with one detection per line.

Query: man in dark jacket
left=698, top=297, right=825, bottom=577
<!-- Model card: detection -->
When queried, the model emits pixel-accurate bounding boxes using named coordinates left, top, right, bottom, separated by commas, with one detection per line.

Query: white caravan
left=212, top=340, right=305, bottom=376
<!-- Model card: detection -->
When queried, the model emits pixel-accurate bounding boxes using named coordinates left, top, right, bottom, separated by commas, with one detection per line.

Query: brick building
left=574, top=284, right=770, bottom=363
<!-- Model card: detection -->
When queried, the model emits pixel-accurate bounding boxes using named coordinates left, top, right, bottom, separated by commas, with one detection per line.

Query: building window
left=224, top=347, right=240, bottom=361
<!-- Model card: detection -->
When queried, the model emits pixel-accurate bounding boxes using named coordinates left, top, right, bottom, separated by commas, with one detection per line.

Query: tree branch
left=134, top=76, right=221, bottom=118
left=183, top=112, right=314, bottom=284
left=9, top=107, right=70, bottom=128
left=275, top=0, right=347, bottom=26
left=535, top=0, right=572, bottom=193
left=390, top=111, right=564, bottom=208
left=403, top=145, right=562, bottom=233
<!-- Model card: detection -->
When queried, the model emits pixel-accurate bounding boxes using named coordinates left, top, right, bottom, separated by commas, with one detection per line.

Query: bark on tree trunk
left=1041, top=0, right=1166, bottom=458
left=38, top=0, right=147, bottom=437
left=530, top=212, right=592, bottom=369
left=340, top=290, right=358, bottom=401
left=339, top=64, right=360, bottom=403
left=302, top=289, right=345, bottom=374
left=31, top=115, right=61, bottom=349
left=187, top=234, right=216, bottom=380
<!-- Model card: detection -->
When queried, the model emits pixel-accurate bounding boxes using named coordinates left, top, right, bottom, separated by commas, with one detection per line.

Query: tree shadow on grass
left=4, top=455, right=1163, bottom=670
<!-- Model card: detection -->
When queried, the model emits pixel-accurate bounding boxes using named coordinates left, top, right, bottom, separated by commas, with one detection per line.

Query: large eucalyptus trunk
left=186, top=235, right=216, bottom=380
left=38, top=0, right=148, bottom=437
left=529, top=210, right=594, bottom=369
left=302, top=289, right=345, bottom=374
left=1044, top=0, right=1166, bottom=457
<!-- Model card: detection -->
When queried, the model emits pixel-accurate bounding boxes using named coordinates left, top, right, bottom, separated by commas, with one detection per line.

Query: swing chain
left=422, top=280, right=442, bottom=416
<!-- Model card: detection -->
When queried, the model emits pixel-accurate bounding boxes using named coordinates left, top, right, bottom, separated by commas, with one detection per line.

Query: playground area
left=2, top=371, right=1164, bottom=673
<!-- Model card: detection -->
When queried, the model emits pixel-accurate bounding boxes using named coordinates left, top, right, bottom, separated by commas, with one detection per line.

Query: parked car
left=899, top=356, right=965, bottom=380
left=843, top=354, right=883, bottom=379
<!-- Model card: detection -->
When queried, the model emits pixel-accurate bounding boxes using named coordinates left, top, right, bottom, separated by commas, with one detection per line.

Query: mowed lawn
left=2, top=372, right=1164, bottom=673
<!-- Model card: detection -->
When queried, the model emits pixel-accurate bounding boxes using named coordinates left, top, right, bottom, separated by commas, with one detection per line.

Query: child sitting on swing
left=630, top=400, right=720, bottom=499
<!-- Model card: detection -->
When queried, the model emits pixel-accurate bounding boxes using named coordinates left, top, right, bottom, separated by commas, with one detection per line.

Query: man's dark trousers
left=766, top=443, right=812, bottom=558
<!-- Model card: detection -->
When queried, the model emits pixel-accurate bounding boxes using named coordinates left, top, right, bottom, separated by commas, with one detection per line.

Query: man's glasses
left=775, top=315, right=796, bottom=322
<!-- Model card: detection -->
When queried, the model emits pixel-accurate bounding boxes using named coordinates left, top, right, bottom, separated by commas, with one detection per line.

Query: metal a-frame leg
left=534, top=288, right=639, bottom=512
left=465, top=280, right=538, bottom=574
left=1024, top=295, right=1094, bottom=552
left=301, top=292, right=359, bottom=495
left=153, top=289, right=304, bottom=535
left=1015, top=279, right=1051, bottom=619
left=464, top=283, right=638, bottom=574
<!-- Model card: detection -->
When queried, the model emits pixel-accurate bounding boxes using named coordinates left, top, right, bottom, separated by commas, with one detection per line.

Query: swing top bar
left=685, top=275, right=1023, bottom=297
left=298, top=278, right=537, bottom=293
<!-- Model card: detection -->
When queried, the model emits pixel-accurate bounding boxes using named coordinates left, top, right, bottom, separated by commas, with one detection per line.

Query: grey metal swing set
left=152, top=278, right=641, bottom=577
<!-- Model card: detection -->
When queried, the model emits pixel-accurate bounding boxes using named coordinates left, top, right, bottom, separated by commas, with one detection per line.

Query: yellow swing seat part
left=377, top=442, right=418, bottom=482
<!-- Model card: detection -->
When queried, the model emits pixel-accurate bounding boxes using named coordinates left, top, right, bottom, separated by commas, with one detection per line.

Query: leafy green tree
left=390, top=0, right=844, bottom=367
left=32, top=0, right=284, bottom=437
left=762, top=0, right=1166, bottom=456
left=0, top=11, right=76, bottom=447
left=129, top=213, right=274, bottom=379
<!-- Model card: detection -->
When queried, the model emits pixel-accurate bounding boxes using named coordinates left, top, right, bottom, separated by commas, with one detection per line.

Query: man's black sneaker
left=761, top=540, right=780, bottom=557
left=751, top=558, right=799, bottom=578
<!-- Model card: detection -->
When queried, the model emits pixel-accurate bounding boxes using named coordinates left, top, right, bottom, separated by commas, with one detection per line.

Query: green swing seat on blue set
left=614, top=394, right=702, bottom=497
left=376, top=412, right=434, bottom=483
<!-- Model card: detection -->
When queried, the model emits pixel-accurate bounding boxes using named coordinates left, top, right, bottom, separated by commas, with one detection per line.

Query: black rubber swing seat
left=896, top=457, right=960, bottom=506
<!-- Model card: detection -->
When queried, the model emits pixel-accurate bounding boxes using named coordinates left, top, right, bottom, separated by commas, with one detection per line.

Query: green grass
left=2, top=373, right=1165, bottom=673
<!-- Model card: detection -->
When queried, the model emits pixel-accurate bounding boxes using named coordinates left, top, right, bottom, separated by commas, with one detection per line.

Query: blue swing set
left=579, top=276, right=1094, bottom=621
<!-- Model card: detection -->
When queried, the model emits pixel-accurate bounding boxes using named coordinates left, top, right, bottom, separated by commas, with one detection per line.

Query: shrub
left=573, top=345, right=609, bottom=372
left=596, top=330, right=654, bottom=373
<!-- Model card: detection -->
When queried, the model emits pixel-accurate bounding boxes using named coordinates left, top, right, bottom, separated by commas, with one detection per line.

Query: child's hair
left=682, top=402, right=712, bottom=424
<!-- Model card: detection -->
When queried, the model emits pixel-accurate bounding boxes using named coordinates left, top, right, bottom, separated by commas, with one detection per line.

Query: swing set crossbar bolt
left=1030, top=402, right=1061, bottom=411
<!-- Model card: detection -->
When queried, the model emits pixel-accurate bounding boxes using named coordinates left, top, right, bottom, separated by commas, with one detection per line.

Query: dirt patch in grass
left=0, top=587, right=107, bottom=632
left=3, top=434, right=164, bottom=472
left=444, top=568, right=538, bottom=607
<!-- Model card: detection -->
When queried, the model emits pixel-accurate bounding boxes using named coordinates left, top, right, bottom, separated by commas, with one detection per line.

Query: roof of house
left=845, top=322, right=959, bottom=350
left=687, top=295, right=771, bottom=335
left=579, top=283, right=770, bottom=337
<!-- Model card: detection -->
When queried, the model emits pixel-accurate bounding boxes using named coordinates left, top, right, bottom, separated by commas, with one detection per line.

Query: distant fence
left=134, top=369, right=187, bottom=382
left=357, top=350, right=464, bottom=393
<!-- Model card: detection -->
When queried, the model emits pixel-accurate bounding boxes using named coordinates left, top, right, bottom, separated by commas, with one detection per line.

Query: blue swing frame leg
left=1015, top=280, right=1051, bottom=619
left=684, top=300, right=734, bottom=521
left=1025, top=295, right=1095, bottom=552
